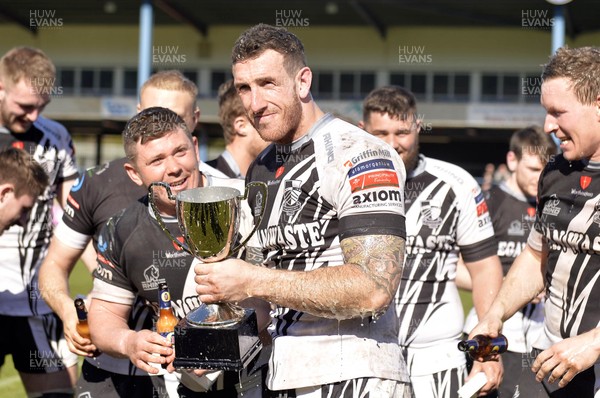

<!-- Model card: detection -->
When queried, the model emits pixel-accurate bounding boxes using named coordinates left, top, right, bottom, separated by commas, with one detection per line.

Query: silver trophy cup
left=148, top=181, right=267, bottom=370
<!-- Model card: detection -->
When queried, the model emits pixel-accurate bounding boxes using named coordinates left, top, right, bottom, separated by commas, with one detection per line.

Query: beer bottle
left=155, top=282, right=178, bottom=370
left=458, top=334, right=508, bottom=359
left=156, top=282, right=179, bottom=341
left=74, top=297, right=100, bottom=356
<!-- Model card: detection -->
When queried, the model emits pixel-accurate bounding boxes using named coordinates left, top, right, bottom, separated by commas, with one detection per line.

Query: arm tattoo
left=341, top=234, right=405, bottom=302
left=244, top=246, right=265, bottom=266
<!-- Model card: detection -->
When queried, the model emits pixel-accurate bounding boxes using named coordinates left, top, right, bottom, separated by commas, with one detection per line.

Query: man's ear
left=124, top=161, right=143, bottom=186
left=296, top=67, right=312, bottom=100
left=233, top=116, right=249, bottom=137
left=506, top=151, right=518, bottom=173
left=0, top=183, right=14, bottom=203
left=358, top=120, right=365, bottom=129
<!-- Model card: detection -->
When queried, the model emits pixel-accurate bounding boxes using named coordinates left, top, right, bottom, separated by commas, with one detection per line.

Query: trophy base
left=173, top=308, right=262, bottom=371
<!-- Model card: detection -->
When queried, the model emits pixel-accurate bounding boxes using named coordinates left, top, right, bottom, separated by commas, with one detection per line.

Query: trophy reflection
left=149, top=181, right=267, bottom=371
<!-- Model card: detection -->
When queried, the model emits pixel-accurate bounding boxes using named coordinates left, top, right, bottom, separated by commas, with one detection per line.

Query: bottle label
left=159, top=291, right=171, bottom=308
left=160, top=331, right=174, bottom=344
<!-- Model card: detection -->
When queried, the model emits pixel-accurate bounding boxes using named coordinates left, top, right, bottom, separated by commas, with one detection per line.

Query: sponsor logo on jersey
left=348, top=159, right=394, bottom=178
left=352, top=188, right=403, bottom=209
left=571, top=188, right=593, bottom=197
left=349, top=170, right=399, bottom=193
left=275, top=166, right=285, bottom=179
left=97, top=235, right=108, bottom=252
left=66, top=193, right=80, bottom=210
left=348, top=148, right=392, bottom=166
left=71, top=174, right=85, bottom=192
left=323, top=132, right=335, bottom=163
left=527, top=207, right=536, bottom=219
left=63, top=204, right=74, bottom=218
left=542, top=194, right=561, bottom=216
left=172, top=236, right=185, bottom=251
left=419, top=200, right=442, bottom=229
left=281, top=180, right=302, bottom=223
left=507, top=220, right=526, bottom=236
left=141, top=264, right=163, bottom=290
left=474, top=192, right=489, bottom=217
left=580, top=175, right=592, bottom=190
left=95, top=263, right=113, bottom=281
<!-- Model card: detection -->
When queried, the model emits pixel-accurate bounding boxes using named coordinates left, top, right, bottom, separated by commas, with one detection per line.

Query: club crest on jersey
left=254, top=191, right=264, bottom=219
left=281, top=180, right=302, bottom=224
left=542, top=194, right=561, bottom=216
left=594, top=200, right=600, bottom=226
left=420, top=200, right=442, bottom=229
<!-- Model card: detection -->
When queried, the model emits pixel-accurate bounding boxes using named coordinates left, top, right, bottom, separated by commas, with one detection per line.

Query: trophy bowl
left=149, top=181, right=267, bottom=371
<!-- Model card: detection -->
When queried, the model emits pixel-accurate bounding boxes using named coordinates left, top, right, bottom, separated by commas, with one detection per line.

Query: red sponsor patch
left=527, top=207, right=536, bottom=218
left=97, top=253, right=115, bottom=269
left=349, top=170, right=399, bottom=193
left=580, top=176, right=592, bottom=190
left=67, top=194, right=80, bottom=210
left=275, top=166, right=285, bottom=179
left=344, top=160, right=353, bottom=168
left=476, top=201, right=489, bottom=217
left=11, top=141, right=24, bottom=149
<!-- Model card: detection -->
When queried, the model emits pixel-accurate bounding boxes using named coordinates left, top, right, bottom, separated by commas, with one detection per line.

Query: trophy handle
left=231, top=181, right=268, bottom=253
left=148, top=182, right=192, bottom=255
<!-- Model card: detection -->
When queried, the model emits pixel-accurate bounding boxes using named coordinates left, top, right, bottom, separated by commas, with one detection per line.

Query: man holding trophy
left=87, top=106, right=270, bottom=397
left=194, top=24, right=413, bottom=397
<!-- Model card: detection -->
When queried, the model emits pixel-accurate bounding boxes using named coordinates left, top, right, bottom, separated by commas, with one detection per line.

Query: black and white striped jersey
left=397, top=155, right=497, bottom=376
left=0, top=116, right=78, bottom=316
left=529, top=155, right=600, bottom=346
left=246, top=114, right=409, bottom=389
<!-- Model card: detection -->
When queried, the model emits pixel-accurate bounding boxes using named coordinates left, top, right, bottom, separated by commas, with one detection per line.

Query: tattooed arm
left=194, top=234, right=405, bottom=319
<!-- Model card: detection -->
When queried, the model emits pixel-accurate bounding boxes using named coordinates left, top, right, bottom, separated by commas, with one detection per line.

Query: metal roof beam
left=0, top=5, right=37, bottom=35
left=154, top=0, right=208, bottom=37
left=349, top=1, right=387, bottom=39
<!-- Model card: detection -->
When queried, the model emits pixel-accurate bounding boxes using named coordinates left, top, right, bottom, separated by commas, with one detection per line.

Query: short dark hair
left=231, top=23, right=307, bottom=76
left=542, top=46, right=600, bottom=106
left=362, top=86, right=417, bottom=123
left=218, top=80, right=247, bottom=145
left=0, top=147, right=48, bottom=198
left=509, top=125, right=557, bottom=165
left=123, top=107, right=190, bottom=161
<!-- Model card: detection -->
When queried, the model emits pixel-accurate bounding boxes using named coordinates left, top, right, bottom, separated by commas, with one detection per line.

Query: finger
left=532, top=350, right=552, bottom=372
left=548, top=362, right=568, bottom=384
left=558, top=367, right=578, bottom=388
left=535, top=357, right=559, bottom=382
left=193, top=368, right=210, bottom=377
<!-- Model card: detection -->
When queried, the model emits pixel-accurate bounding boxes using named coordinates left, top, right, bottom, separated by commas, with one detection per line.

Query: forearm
left=469, top=256, right=503, bottom=318
left=484, top=244, right=545, bottom=322
left=249, top=235, right=404, bottom=319
left=38, top=240, right=82, bottom=321
left=88, top=299, right=135, bottom=359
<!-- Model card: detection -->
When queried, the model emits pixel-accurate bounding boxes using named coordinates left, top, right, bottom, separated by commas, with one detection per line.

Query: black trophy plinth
left=173, top=308, right=262, bottom=371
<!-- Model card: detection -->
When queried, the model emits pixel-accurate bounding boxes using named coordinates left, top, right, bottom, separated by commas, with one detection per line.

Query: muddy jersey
left=0, top=116, right=78, bottom=316
left=245, top=114, right=408, bottom=390
left=529, top=155, right=600, bottom=350
left=55, top=157, right=147, bottom=250
left=397, top=155, right=496, bottom=376
left=463, top=182, right=544, bottom=353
